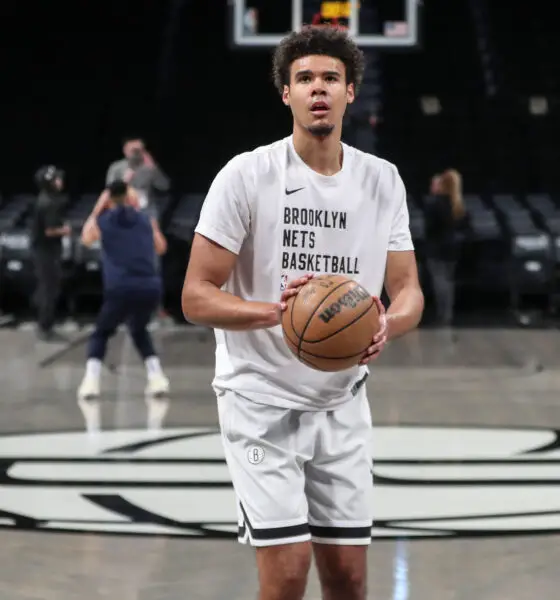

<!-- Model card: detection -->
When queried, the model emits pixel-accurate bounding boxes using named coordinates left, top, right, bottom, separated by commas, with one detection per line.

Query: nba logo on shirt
left=280, top=273, right=288, bottom=291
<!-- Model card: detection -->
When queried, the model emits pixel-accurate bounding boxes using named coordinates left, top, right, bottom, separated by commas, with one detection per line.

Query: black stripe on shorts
left=309, top=524, right=372, bottom=540
left=239, top=503, right=309, bottom=541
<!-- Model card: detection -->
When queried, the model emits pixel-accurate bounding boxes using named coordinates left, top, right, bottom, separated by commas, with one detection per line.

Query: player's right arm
left=181, top=156, right=284, bottom=331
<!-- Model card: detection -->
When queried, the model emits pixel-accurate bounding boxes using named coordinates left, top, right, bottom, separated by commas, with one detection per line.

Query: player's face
left=283, top=55, right=355, bottom=138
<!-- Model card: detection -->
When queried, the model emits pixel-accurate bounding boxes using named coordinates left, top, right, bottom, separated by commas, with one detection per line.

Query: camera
left=128, top=147, right=144, bottom=168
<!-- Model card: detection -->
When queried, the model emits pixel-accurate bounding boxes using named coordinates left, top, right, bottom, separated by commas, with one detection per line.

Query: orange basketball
left=281, top=274, right=380, bottom=372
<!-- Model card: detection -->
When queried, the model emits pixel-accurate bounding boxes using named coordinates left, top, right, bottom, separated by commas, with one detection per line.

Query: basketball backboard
left=229, top=0, right=421, bottom=49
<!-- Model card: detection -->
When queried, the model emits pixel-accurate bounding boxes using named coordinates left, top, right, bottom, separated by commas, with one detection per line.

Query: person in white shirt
left=182, top=26, right=424, bottom=600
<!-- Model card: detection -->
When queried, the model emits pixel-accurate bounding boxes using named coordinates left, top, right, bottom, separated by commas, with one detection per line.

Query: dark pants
left=88, top=287, right=161, bottom=361
left=33, top=252, right=62, bottom=333
left=427, top=258, right=457, bottom=326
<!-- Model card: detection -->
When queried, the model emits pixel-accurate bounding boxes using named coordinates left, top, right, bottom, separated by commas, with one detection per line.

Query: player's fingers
left=373, top=320, right=387, bottom=344
left=359, top=351, right=379, bottom=365
left=373, top=315, right=388, bottom=343
left=287, top=274, right=314, bottom=289
left=362, top=337, right=386, bottom=359
left=286, top=278, right=305, bottom=289
left=368, top=342, right=384, bottom=355
left=372, top=295, right=386, bottom=314
left=280, top=288, right=299, bottom=302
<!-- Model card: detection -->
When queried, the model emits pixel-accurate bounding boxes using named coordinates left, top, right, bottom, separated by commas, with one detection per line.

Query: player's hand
left=253, top=301, right=286, bottom=328
left=359, top=297, right=388, bottom=365
left=280, top=274, right=315, bottom=303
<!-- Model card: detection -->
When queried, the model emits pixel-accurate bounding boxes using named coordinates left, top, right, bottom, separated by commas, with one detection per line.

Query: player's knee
left=316, top=547, right=367, bottom=600
left=256, top=542, right=311, bottom=600
left=322, top=566, right=366, bottom=600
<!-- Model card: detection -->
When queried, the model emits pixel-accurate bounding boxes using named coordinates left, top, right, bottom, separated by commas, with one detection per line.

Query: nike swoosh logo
left=285, top=187, right=305, bottom=196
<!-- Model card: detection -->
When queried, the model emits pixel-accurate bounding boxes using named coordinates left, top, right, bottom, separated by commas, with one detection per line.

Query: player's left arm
left=384, top=249, right=424, bottom=340
left=383, top=168, right=424, bottom=340
left=361, top=170, right=424, bottom=364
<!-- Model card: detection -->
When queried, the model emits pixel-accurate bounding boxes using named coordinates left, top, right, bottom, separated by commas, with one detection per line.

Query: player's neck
left=292, top=127, right=343, bottom=176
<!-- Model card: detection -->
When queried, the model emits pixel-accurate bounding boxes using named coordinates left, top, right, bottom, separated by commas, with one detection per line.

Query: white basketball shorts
left=217, top=387, right=374, bottom=547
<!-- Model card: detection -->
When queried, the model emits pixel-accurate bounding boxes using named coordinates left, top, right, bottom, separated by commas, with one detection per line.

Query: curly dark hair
left=272, top=26, right=365, bottom=95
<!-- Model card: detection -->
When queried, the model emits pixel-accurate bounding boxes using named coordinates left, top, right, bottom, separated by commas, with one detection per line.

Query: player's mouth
left=310, top=101, right=330, bottom=117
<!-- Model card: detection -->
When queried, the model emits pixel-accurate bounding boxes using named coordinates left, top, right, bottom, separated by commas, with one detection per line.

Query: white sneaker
left=77, top=398, right=101, bottom=434
left=145, top=372, right=170, bottom=397
left=146, top=396, right=170, bottom=431
left=77, top=374, right=100, bottom=400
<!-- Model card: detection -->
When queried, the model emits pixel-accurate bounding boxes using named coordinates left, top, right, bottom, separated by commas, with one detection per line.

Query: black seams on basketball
left=281, top=274, right=380, bottom=372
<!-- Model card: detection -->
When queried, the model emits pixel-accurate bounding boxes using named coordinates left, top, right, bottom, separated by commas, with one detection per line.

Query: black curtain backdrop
left=0, top=0, right=292, bottom=197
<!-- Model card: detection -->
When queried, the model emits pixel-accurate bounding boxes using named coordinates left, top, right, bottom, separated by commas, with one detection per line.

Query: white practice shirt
left=194, top=136, right=414, bottom=410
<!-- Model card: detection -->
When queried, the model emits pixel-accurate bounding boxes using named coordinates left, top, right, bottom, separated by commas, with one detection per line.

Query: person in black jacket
left=30, top=165, right=70, bottom=341
left=424, top=169, right=465, bottom=327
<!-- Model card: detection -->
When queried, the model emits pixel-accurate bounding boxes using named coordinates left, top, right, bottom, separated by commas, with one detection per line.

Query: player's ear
left=346, top=83, right=355, bottom=105
left=282, top=85, right=290, bottom=106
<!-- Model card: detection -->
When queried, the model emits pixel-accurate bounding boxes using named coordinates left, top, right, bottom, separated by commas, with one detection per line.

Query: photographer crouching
left=77, top=180, right=170, bottom=400
left=31, top=165, right=70, bottom=342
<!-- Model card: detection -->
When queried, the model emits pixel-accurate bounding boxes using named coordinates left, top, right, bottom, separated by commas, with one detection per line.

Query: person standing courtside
left=106, top=136, right=170, bottom=220
left=30, top=165, right=70, bottom=342
left=425, top=168, right=465, bottom=328
left=77, top=180, right=170, bottom=400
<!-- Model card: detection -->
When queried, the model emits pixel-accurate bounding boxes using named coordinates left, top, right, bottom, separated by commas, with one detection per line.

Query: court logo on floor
left=0, top=424, right=558, bottom=540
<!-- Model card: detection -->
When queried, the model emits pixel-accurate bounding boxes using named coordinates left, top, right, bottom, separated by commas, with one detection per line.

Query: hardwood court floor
left=0, top=326, right=558, bottom=599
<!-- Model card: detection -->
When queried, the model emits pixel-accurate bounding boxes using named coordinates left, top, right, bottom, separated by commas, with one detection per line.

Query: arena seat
left=66, top=193, right=97, bottom=229
left=525, top=194, right=560, bottom=232
left=462, top=194, right=487, bottom=214
left=490, top=193, right=527, bottom=215
left=0, top=195, right=34, bottom=231
left=0, top=226, right=34, bottom=314
left=166, top=193, right=205, bottom=243
left=525, top=193, right=558, bottom=216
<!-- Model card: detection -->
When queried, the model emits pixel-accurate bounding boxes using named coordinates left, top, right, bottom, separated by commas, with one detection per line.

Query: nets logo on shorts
left=247, top=446, right=265, bottom=465
left=0, top=425, right=558, bottom=540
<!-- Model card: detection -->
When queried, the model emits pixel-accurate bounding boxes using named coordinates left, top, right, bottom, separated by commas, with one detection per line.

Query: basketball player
left=77, top=180, right=170, bottom=400
left=182, top=26, right=424, bottom=600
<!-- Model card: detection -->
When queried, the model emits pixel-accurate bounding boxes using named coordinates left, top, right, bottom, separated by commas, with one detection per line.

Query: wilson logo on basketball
left=318, top=286, right=371, bottom=324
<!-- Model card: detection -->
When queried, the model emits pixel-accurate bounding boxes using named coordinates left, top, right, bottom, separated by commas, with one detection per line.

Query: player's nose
left=310, top=77, right=327, bottom=95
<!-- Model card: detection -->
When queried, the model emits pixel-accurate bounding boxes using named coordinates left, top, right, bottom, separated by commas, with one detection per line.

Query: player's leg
left=217, top=391, right=313, bottom=600
left=313, top=544, right=367, bottom=600
left=255, top=543, right=312, bottom=600
left=306, top=389, right=374, bottom=600
left=78, top=292, right=127, bottom=399
left=125, top=287, right=169, bottom=396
